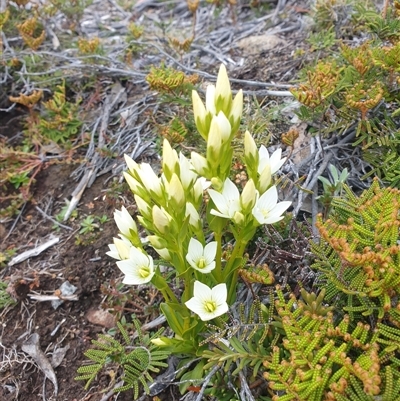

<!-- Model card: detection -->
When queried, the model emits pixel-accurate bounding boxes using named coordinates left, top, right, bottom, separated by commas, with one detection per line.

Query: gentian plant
left=107, top=65, right=291, bottom=356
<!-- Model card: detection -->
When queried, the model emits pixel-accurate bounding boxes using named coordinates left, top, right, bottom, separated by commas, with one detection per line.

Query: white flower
left=185, top=281, right=228, bottom=321
left=258, top=146, right=286, bottom=176
left=186, top=238, right=217, bottom=273
left=116, top=246, right=155, bottom=285
left=252, top=186, right=291, bottom=225
left=106, top=237, right=131, bottom=260
left=114, top=206, right=137, bottom=239
left=208, top=179, right=241, bottom=219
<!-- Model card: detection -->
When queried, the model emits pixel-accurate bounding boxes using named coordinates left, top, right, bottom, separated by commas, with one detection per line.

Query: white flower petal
left=258, top=186, right=278, bottom=209
left=186, top=238, right=203, bottom=263
left=270, top=201, right=292, bottom=217
left=208, top=189, right=229, bottom=215
left=212, top=283, right=228, bottom=305
left=106, top=244, right=120, bottom=260
left=185, top=297, right=207, bottom=317
left=193, top=280, right=212, bottom=302
left=124, top=154, right=139, bottom=173
left=204, top=242, right=217, bottom=264
left=258, top=146, right=286, bottom=176
left=270, top=148, right=286, bottom=174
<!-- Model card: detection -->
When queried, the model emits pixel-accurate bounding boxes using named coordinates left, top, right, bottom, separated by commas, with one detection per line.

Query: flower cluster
left=191, top=65, right=243, bottom=185
left=107, top=64, right=291, bottom=328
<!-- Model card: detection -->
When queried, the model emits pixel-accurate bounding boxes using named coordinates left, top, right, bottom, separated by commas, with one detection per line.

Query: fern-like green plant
left=75, top=319, right=169, bottom=399
left=292, top=2, right=400, bottom=187
left=311, top=179, right=400, bottom=322
left=263, top=287, right=397, bottom=401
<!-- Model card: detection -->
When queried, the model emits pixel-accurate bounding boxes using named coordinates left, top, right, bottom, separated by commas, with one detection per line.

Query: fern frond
left=76, top=319, right=169, bottom=398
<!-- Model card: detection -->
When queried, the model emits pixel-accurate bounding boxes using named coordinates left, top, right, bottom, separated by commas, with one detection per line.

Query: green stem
left=227, top=269, right=240, bottom=305
left=225, top=237, right=248, bottom=304
left=152, top=273, right=179, bottom=304
left=182, top=269, right=192, bottom=302
left=214, top=230, right=223, bottom=282
left=223, top=235, right=247, bottom=279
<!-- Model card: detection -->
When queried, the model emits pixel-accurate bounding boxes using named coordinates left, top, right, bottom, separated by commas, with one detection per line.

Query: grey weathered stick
left=8, top=237, right=60, bottom=267
left=21, top=333, right=58, bottom=397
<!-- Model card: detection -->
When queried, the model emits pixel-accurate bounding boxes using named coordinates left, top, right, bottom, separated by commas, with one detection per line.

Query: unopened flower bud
left=137, top=163, right=163, bottom=198
left=134, top=194, right=152, bottom=219
left=244, top=131, right=258, bottom=175
left=179, top=153, right=197, bottom=190
left=215, top=64, right=232, bottom=114
left=124, top=154, right=139, bottom=175
left=185, top=202, right=201, bottom=230
left=192, top=90, right=208, bottom=139
left=233, top=211, right=245, bottom=225
left=207, top=121, right=222, bottom=162
left=124, top=172, right=145, bottom=196
left=210, top=177, right=223, bottom=191
left=162, top=139, right=179, bottom=181
left=152, top=205, right=172, bottom=235
left=241, top=179, right=257, bottom=213
left=148, top=235, right=168, bottom=249
left=205, top=85, right=217, bottom=116
left=187, top=0, right=199, bottom=13
left=169, top=173, right=185, bottom=208
left=191, top=152, right=209, bottom=176
left=214, top=112, right=231, bottom=142
left=114, top=206, right=137, bottom=239
left=230, top=89, right=243, bottom=133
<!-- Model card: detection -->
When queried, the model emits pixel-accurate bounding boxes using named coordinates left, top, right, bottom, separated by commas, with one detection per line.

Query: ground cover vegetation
left=1, top=0, right=400, bottom=400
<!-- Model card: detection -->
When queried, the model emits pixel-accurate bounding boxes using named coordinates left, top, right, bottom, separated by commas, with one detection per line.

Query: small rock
left=237, top=34, right=287, bottom=56
left=86, top=309, right=116, bottom=328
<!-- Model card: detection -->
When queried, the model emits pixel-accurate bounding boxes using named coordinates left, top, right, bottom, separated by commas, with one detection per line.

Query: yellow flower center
left=204, top=301, right=217, bottom=313
left=261, top=208, right=270, bottom=218
left=138, top=266, right=151, bottom=278
left=197, top=257, right=207, bottom=269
